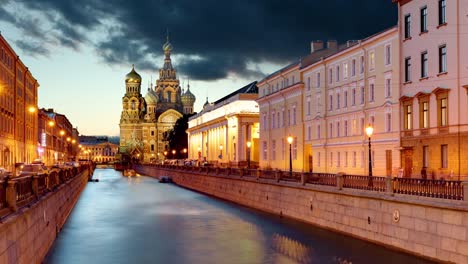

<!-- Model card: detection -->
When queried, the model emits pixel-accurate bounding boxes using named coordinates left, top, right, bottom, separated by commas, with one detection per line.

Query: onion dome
left=125, top=65, right=142, bottom=83
left=181, top=85, right=196, bottom=106
left=163, top=40, right=173, bottom=52
left=144, top=89, right=158, bottom=105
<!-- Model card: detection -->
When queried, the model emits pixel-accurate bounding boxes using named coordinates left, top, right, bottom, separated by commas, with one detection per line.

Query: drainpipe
left=456, top=0, right=461, bottom=180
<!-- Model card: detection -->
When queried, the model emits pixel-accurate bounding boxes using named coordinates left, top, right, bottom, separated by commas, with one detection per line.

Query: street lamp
left=219, top=145, right=223, bottom=159
left=287, top=136, right=293, bottom=178
left=246, top=141, right=251, bottom=169
left=366, top=124, right=374, bottom=187
left=172, top=149, right=176, bottom=159
left=183, top=148, right=187, bottom=159
left=164, top=151, right=168, bottom=160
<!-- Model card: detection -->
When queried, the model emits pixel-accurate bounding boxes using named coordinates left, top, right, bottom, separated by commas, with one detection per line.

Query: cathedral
left=119, top=37, right=196, bottom=163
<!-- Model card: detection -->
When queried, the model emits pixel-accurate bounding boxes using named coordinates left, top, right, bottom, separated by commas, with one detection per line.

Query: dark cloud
left=2, top=0, right=397, bottom=81
left=15, top=40, right=50, bottom=57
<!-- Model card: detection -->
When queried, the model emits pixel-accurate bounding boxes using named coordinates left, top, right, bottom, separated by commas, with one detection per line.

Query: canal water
left=44, top=169, right=434, bottom=264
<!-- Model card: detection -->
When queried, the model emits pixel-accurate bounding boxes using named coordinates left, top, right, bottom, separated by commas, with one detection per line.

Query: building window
left=420, top=6, right=428, bottom=33
left=317, top=152, right=321, bottom=167
left=351, top=59, right=356, bottom=76
left=316, top=72, right=321, bottom=88
left=385, top=45, right=391, bottom=65
left=282, top=109, right=285, bottom=127
left=288, top=109, right=291, bottom=126
left=369, top=83, right=375, bottom=102
left=329, top=68, right=333, bottom=84
left=282, top=139, right=285, bottom=160
left=405, top=104, right=413, bottom=130
left=329, top=123, right=333, bottom=138
left=307, top=77, right=311, bottom=91
left=337, top=121, right=341, bottom=137
left=307, top=126, right=311, bottom=140
left=151, top=144, right=154, bottom=151
left=336, top=65, right=340, bottom=82
left=369, top=51, right=375, bottom=71
left=131, top=101, right=136, bottom=110
left=360, top=151, right=364, bottom=168
left=344, top=91, right=348, bottom=108
left=262, top=113, right=267, bottom=130
left=421, top=51, right=428, bottom=78
left=277, top=111, right=280, bottom=128
left=360, top=118, right=365, bottom=135
left=293, top=107, right=296, bottom=125
left=441, top=144, right=448, bottom=168
left=386, top=113, right=392, bottom=132
left=262, top=141, right=267, bottom=160
left=360, top=55, right=364, bottom=74
left=439, top=0, right=446, bottom=25
left=423, top=146, right=429, bottom=168
left=337, top=93, right=340, bottom=109
left=352, top=88, right=356, bottom=105
left=439, top=45, right=447, bottom=73
left=439, top=97, right=448, bottom=126
left=329, top=95, right=333, bottom=110
left=360, top=86, right=365, bottom=104
left=293, top=137, right=298, bottom=160
left=330, top=152, right=333, bottom=167
left=344, top=152, right=348, bottom=167
left=272, top=140, right=276, bottom=160
left=405, top=57, right=412, bottom=82
left=317, top=124, right=321, bottom=139
left=421, top=101, right=429, bottom=128
left=344, top=120, right=348, bottom=136
left=307, top=96, right=311, bottom=116
left=343, top=63, right=348, bottom=79
left=353, top=151, right=357, bottom=167
left=385, top=78, right=391, bottom=98
left=272, top=113, right=275, bottom=129
left=404, top=14, right=411, bottom=39
left=337, top=152, right=341, bottom=167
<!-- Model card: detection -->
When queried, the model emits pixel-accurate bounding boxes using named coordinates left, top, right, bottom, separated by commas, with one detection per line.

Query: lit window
left=405, top=104, right=413, bottom=130
left=423, top=146, right=429, bottom=168
left=343, top=63, right=348, bottom=79
left=369, top=51, right=375, bottom=71
left=441, top=144, right=448, bottom=168
left=440, top=97, right=448, bottom=126
left=421, top=101, right=429, bottom=128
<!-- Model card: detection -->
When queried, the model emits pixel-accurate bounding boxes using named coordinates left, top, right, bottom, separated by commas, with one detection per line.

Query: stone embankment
left=0, top=164, right=94, bottom=264
left=135, top=164, right=468, bottom=264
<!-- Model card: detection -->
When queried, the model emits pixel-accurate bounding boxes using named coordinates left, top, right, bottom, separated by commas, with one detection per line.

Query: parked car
left=18, top=164, right=49, bottom=177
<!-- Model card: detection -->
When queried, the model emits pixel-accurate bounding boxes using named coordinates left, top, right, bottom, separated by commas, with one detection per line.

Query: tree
left=163, top=113, right=196, bottom=158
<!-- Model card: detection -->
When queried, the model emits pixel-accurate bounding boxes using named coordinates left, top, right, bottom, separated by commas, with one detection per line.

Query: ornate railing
left=15, top=176, right=35, bottom=207
left=145, top=164, right=465, bottom=201
left=394, top=178, right=464, bottom=200
left=0, top=178, right=7, bottom=212
left=306, top=173, right=337, bottom=187
left=343, top=175, right=387, bottom=192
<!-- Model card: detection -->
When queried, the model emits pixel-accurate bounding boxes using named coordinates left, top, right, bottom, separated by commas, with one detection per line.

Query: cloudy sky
left=0, top=0, right=397, bottom=136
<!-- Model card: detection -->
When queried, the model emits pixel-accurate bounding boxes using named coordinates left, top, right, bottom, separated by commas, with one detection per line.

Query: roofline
left=257, top=61, right=300, bottom=86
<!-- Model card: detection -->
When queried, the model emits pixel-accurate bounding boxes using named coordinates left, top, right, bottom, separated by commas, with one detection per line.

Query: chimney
left=310, top=40, right=324, bottom=53
left=346, top=40, right=358, bottom=47
left=327, top=40, right=338, bottom=50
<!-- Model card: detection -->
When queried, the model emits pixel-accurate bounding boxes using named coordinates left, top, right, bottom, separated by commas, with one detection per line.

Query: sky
left=0, top=0, right=397, bottom=136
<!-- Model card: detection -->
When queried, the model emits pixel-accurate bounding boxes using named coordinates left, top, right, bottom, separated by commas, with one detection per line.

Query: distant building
left=394, top=0, right=468, bottom=180
left=38, top=108, right=79, bottom=165
left=0, top=33, right=39, bottom=171
left=78, top=136, right=118, bottom=163
left=187, top=82, right=259, bottom=167
left=119, top=36, right=196, bottom=163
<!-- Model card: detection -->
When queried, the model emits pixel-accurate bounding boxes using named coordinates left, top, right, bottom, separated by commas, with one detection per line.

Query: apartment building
left=394, top=0, right=468, bottom=180
left=304, top=27, right=400, bottom=176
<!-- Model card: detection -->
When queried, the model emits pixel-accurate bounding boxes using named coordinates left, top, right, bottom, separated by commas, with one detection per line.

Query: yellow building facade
left=0, top=33, right=39, bottom=172
left=303, top=27, right=400, bottom=176
left=187, top=82, right=259, bottom=167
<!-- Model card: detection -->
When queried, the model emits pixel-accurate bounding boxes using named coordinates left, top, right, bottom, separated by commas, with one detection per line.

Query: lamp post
left=219, top=145, right=223, bottom=160
left=246, top=141, right=251, bottom=169
left=183, top=148, right=187, bottom=159
left=172, top=149, right=176, bottom=159
left=366, top=124, right=374, bottom=187
left=164, top=151, right=167, bottom=161
left=287, top=136, right=293, bottom=178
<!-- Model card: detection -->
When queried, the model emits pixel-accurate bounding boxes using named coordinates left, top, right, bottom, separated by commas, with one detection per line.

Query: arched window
left=131, top=101, right=136, bottom=110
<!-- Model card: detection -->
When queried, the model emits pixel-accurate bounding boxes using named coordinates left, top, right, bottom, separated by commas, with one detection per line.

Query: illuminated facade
left=304, top=28, right=401, bottom=176
left=119, top=37, right=195, bottom=163
left=78, top=137, right=118, bottom=163
left=0, top=33, right=39, bottom=171
left=38, top=108, right=79, bottom=166
left=187, top=82, right=259, bottom=167
left=394, top=0, right=468, bottom=180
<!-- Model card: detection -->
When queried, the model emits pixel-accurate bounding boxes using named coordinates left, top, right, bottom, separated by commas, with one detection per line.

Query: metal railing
left=144, top=164, right=465, bottom=201
left=394, top=178, right=464, bottom=200
left=343, top=174, right=387, bottom=192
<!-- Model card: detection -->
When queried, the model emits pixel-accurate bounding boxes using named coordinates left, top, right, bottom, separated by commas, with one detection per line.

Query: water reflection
left=44, top=169, right=434, bottom=264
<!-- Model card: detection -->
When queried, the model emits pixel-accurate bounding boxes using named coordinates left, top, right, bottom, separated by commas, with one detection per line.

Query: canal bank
left=45, top=168, right=433, bottom=264
left=135, top=164, right=468, bottom=264
left=0, top=166, right=92, bottom=264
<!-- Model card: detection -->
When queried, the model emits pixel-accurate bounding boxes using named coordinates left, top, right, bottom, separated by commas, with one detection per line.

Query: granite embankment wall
left=135, top=165, right=468, bottom=264
left=0, top=169, right=90, bottom=264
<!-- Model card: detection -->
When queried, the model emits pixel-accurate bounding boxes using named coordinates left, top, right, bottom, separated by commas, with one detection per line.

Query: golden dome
left=163, top=41, right=173, bottom=52
left=125, top=65, right=142, bottom=83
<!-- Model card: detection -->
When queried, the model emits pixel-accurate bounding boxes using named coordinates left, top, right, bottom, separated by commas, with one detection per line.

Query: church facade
left=119, top=38, right=195, bottom=163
